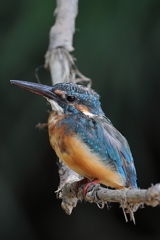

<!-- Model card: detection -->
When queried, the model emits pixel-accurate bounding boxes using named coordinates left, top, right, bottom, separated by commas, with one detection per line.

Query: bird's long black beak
left=10, top=80, right=56, bottom=100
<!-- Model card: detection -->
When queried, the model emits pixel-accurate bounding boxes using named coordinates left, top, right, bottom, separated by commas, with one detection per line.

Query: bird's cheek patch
left=75, top=104, right=94, bottom=117
left=54, top=89, right=65, bottom=95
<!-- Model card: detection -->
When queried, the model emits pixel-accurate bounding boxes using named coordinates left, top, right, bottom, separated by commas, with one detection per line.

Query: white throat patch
left=46, top=98, right=64, bottom=116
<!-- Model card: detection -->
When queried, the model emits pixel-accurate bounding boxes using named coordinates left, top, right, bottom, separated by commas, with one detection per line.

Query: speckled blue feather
left=52, top=83, right=104, bottom=115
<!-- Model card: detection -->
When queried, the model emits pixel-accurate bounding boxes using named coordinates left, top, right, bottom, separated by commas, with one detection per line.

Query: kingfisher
left=10, top=80, right=137, bottom=193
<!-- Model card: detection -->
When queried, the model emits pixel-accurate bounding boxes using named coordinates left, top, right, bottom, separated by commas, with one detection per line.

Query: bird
left=10, top=80, right=137, bottom=193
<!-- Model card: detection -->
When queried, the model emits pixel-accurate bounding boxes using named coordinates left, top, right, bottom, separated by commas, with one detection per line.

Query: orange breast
left=48, top=111, right=125, bottom=189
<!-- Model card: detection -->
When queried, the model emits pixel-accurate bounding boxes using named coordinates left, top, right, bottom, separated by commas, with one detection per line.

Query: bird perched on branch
left=10, top=80, right=137, bottom=193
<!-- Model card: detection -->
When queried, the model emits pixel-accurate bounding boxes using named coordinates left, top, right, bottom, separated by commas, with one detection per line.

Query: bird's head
left=10, top=80, right=104, bottom=116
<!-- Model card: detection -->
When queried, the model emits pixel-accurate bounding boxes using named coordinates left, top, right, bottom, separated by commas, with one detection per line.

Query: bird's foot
left=83, top=179, right=100, bottom=195
left=75, top=178, right=100, bottom=196
left=74, top=178, right=90, bottom=196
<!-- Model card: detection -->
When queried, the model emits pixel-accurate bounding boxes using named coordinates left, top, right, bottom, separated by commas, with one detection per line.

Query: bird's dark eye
left=66, top=95, right=76, bottom=102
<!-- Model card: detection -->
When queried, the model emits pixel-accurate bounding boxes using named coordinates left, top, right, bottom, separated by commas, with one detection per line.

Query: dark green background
left=1, top=0, right=160, bottom=239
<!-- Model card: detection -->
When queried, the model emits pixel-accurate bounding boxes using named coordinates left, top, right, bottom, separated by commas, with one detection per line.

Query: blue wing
left=96, top=116, right=137, bottom=188
left=61, top=113, right=137, bottom=188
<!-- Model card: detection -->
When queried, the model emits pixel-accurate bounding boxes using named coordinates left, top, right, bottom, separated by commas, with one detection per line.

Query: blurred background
left=1, top=0, right=160, bottom=239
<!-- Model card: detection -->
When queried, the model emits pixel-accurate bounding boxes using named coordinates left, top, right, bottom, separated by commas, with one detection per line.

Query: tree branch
left=58, top=182, right=160, bottom=222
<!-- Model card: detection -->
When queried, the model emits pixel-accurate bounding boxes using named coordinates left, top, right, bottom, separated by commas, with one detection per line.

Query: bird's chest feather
left=48, top=111, right=90, bottom=156
left=48, top=111, right=87, bottom=176
left=48, top=111, right=81, bottom=161
left=48, top=111, right=68, bottom=153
